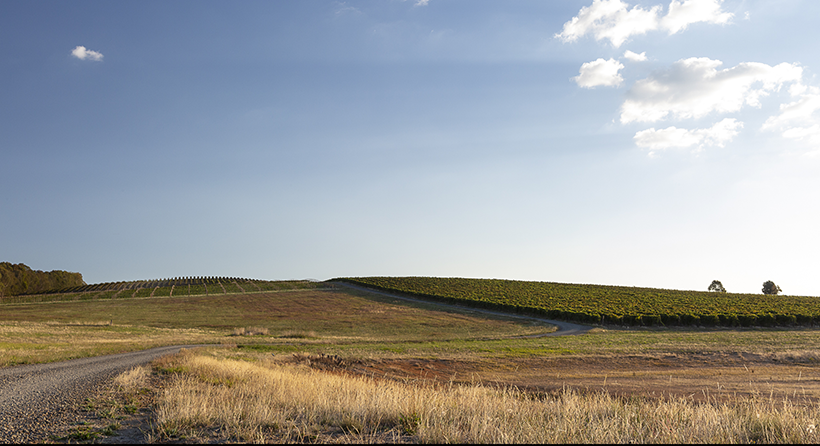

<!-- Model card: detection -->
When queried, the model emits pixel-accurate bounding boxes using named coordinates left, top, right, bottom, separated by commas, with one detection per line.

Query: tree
left=708, top=280, right=726, bottom=293
left=762, top=280, right=782, bottom=295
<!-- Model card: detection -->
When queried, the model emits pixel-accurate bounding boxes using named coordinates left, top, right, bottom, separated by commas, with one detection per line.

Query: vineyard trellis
left=0, top=277, right=322, bottom=304
left=32, top=276, right=266, bottom=294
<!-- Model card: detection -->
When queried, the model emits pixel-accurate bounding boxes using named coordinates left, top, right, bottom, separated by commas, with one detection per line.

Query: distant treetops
left=762, top=280, right=782, bottom=295
left=708, top=280, right=782, bottom=295
left=0, top=262, right=85, bottom=297
left=708, top=280, right=727, bottom=293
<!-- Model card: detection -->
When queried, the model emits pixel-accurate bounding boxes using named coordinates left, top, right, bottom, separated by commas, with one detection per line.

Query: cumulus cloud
left=634, top=118, right=743, bottom=154
left=70, top=45, right=103, bottom=61
left=556, top=0, right=733, bottom=47
left=573, top=58, right=625, bottom=88
left=661, top=0, right=733, bottom=34
left=620, top=57, right=802, bottom=123
left=623, top=50, right=647, bottom=61
left=556, top=0, right=660, bottom=47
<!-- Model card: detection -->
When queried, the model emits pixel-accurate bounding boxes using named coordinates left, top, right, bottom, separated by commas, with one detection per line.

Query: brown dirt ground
left=296, top=352, right=820, bottom=406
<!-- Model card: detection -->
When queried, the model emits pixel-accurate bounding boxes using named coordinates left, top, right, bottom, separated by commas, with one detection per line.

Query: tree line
left=0, top=262, right=85, bottom=297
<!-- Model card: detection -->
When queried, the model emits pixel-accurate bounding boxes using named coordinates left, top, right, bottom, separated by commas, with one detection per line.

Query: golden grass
left=151, top=350, right=820, bottom=443
left=279, top=329, right=317, bottom=339
left=231, top=327, right=270, bottom=336
left=0, top=321, right=222, bottom=366
left=113, top=365, right=150, bottom=394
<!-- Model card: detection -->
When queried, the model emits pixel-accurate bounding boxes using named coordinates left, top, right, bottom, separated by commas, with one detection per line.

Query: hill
left=0, top=275, right=322, bottom=304
left=335, top=276, right=820, bottom=327
left=0, top=262, right=85, bottom=297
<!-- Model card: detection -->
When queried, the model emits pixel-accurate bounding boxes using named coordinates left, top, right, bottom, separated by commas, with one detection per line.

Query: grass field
left=0, top=284, right=554, bottom=366
left=4, top=280, right=820, bottom=442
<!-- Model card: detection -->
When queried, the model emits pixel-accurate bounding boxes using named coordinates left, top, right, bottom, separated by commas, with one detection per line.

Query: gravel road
left=336, top=282, right=593, bottom=337
left=0, top=344, right=206, bottom=443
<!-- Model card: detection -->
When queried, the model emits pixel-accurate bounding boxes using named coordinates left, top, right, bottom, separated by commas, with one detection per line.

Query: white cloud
left=556, top=0, right=733, bottom=47
left=661, top=0, right=733, bottom=34
left=623, top=50, right=647, bottom=62
left=415, top=0, right=430, bottom=5
left=71, top=46, right=104, bottom=61
left=763, top=87, right=820, bottom=145
left=781, top=125, right=820, bottom=145
left=573, top=58, right=625, bottom=88
left=634, top=118, right=743, bottom=155
left=763, top=87, right=820, bottom=129
left=620, top=57, right=802, bottom=123
left=556, top=0, right=660, bottom=48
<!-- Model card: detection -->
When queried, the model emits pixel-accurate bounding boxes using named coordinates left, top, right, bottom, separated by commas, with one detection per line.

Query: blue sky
left=2, top=0, right=819, bottom=295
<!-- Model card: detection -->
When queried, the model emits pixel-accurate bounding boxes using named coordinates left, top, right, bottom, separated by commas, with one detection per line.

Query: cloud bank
left=556, top=0, right=733, bottom=47
left=71, top=46, right=104, bottom=61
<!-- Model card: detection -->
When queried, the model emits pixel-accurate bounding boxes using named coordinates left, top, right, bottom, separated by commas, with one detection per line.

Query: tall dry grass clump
left=113, top=365, right=150, bottom=394
left=231, top=327, right=269, bottom=336
left=152, top=352, right=820, bottom=443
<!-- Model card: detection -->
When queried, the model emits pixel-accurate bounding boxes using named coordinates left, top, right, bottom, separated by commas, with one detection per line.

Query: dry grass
left=150, top=351, right=820, bottom=443
left=0, top=321, right=222, bottom=366
left=113, top=365, right=150, bottom=394
left=231, top=327, right=270, bottom=336
left=279, top=329, right=317, bottom=339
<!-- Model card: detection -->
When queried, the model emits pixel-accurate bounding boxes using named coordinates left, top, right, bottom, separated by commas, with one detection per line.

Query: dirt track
left=0, top=345, right=205, bottom=443
left=336, top=282, right=593, bottom=337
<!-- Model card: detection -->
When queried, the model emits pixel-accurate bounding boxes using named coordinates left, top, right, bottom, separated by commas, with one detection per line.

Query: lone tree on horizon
left=762, top=280, right=782, bottom=295
left=708, top=280, right=726, bottom=293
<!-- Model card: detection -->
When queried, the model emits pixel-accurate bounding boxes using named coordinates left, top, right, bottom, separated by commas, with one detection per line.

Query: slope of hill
left=0, top=276, right=320, bottom=304
left=335, top=276, right=820, bottom=327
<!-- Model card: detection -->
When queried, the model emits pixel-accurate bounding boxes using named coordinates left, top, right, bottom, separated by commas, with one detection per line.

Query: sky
left=1, top=0, right=819, bottom=295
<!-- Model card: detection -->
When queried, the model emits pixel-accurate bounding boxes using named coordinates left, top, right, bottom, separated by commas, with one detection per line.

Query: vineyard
left=0, top=277, right=322, bottom=304
left=335, top=277, right=820, bottom=328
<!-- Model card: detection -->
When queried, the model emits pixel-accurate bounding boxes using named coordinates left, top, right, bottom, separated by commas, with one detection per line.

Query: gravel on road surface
left=0, top=344, right=209, bottom=443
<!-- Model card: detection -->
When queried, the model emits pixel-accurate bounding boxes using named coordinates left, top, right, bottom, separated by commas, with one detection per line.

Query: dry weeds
left=0, top=321, right=221, bottom=366
left=150, top=351, right=820, bottom=443
left=231, top=327, right=270, bottom=336
left=113, top=365, right=150, bottom=393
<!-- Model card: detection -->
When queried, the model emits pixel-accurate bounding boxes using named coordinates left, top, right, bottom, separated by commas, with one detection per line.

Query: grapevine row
left=2, top=278, right=320, bottom=304
left=335, top=277, right=820, bottom=328
left=35, top=276, right=266, bottom=294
